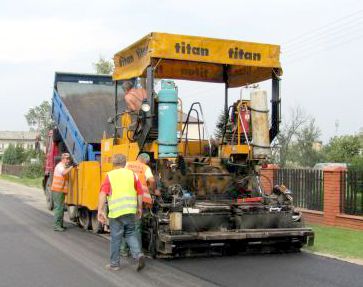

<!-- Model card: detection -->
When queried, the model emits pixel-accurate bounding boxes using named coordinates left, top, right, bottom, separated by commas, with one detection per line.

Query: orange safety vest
left=126, top=161, right=153, bottom=206
left=51, top=163, right=69, bottom=193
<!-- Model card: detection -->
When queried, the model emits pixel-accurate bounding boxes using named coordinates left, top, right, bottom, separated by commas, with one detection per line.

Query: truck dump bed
left=57, top=82, right=115, bottom=144
left=52, top=72, right=124, bottom=163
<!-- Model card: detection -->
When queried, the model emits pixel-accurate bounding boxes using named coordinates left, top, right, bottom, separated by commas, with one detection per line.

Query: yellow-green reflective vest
left=107, top=168, right=137, bottom=218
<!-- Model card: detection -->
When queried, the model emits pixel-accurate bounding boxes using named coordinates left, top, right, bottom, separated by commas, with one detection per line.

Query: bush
left=24, top=149, right=45, bottom=164
left=21, top=163, right=43, bottom=178
left=350, top=156, right=363, bottom=171
left=3, top=144, right=25, bottom=164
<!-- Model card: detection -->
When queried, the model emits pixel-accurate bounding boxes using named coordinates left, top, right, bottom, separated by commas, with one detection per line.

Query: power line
left=281, top=8, right=363, bottom=62
left=283, top=17, right=363, bottom=54
left=284, top=32, right=363, bottom=64
left=284, top=22, right=363, bottom=58
left=283, top=9, right=363, bottom=46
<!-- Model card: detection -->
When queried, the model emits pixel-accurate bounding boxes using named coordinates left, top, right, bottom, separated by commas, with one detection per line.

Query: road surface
left=0, top=179, right=362, bottom=287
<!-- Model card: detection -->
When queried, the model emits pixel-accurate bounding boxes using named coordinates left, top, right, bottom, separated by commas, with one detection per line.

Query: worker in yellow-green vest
left=97, top=154, right=145, bottom=272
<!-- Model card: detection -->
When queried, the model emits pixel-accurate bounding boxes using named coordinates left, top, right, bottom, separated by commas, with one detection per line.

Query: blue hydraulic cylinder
left=158, top=80, right=178, bottom=158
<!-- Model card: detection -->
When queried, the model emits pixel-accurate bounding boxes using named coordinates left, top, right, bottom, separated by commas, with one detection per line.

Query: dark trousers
left=52, top=191, right=65, bottom=229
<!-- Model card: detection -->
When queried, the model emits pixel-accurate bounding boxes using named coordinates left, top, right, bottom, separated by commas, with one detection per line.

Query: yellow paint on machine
left=65, top=161, right=101, bottom=211
left=220, top=144, right=250, bottom=158
left=113, top=32, right=282, bottom=87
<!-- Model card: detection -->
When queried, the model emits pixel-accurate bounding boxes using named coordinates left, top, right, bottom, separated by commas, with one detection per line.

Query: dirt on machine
left=43, top=32, right=314, bottom=258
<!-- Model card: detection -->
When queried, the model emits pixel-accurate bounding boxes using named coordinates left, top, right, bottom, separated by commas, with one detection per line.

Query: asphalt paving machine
left=44, top=32, right=314, bottom=257
left=105, top=33, right=314, bottom=257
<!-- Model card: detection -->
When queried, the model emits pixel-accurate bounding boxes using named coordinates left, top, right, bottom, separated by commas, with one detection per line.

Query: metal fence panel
left=273, top=168, right=324, bottom=211
left=340, top=170, right=363, bottom=216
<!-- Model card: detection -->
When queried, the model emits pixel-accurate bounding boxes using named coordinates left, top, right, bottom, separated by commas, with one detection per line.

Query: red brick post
left=322, top=166, right=345, bottom=226
left=259, top=164, right=279, bottom=194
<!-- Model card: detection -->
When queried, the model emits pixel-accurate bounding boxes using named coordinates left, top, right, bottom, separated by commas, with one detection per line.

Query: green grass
left=0, top=174, right=43, bottom=189
left=306, top=224, right=363, bottom=260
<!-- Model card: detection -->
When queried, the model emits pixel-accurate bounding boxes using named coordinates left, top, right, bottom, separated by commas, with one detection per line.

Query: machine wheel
left=147, top=218, right=159, bottom=258
left=44, top=176, right=54, bottom=211
left=78, top=208, right=91, bottom=230
left=91, top=211, right=103, bottom=233
left=66, top=205, right=78, bottom=222
left=148, top=229, right=158, bottom=258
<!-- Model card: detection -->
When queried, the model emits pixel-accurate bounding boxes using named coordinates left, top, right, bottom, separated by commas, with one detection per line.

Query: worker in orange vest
left=120, top=153, right=160, bottom=257
left=51, top=153, right=75, bottom=231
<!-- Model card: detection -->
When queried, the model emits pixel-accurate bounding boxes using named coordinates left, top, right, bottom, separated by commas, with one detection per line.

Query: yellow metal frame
left=113, top=32, right=282, bottom=87
left=64, top=33, right=281, bottom=213
left=66, top=161, right=101, bottom=211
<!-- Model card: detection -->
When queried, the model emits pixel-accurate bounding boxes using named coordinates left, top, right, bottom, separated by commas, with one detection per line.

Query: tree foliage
left=323, top=135, right=362, bottom=163
left=93, top=56, right=114, bottom=74
left=24, top=101, right=53, bottom=141
left=272, top=107, right=324, bottom=167
left=214, top=109, right=229, bottom=140
left=288, top=119, right=324, bottom=167
left=22, top=163, right=44, bottom=178
left=273, top=107, right=309, bottom=166
left=3, top=144, right=25, bottom=165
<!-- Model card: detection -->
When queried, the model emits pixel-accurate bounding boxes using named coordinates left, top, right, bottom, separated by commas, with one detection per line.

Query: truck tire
left=91, top=211, right=103, bottom=233
left=66, top=205, right=78, bottom=222
left=78, top=208, right=91, bottom=230
left=44, top=176, right=54, bottom=211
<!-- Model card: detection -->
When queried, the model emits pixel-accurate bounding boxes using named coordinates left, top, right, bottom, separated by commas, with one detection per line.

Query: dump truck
left=44, top=32, right=314, bottom=257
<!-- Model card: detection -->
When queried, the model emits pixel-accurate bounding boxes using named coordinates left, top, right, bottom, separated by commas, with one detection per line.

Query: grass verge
left=305, top=224, right=363, bottom=260
left=0, top=174, right=42, bottom=189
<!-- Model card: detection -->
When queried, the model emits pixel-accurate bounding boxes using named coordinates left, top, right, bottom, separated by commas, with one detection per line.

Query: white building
left=0, top=131, right=41, bottom=157
left=180, top=113, right=205, bottom=141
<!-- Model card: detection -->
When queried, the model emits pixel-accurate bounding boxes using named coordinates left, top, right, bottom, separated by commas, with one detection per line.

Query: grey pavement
left=0, top=179, right=362, bottom=287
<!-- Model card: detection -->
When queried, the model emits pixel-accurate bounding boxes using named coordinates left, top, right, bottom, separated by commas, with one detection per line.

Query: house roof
left=0, top=131, right=38, bottom=141
left=180, top=113, right=204, bottom=124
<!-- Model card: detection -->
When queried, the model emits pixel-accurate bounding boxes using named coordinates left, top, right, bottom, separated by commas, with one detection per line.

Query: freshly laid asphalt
left=0, top=179, right=362, bottom=287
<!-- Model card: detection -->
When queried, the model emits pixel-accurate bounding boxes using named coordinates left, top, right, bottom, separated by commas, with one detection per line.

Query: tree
left=3, top=144, right=25, bottom=165
left=214, top=109, right=230, bottom=140
left=289, top=119, right=324, bottom=167
left=272, top=107, right=309, bottom=167
left=323, top=135, right=361, bottom=163
left=93, top=56, right=114, bottom=74
left=24, top=101, right=53, bottom=141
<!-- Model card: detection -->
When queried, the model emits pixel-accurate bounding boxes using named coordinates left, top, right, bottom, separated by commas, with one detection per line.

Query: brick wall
left=260, top=165, right=363, bottom=231
left=259, top=165, right=276, bottom=194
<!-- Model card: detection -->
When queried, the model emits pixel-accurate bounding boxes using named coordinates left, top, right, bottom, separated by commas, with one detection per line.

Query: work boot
left=120, top=251, right=130, bottom=258
left=53, top=226, right=65, bottom=232
left=105, top=264, right=120, bottom=271
left=136, top=256, right=145, bottom=272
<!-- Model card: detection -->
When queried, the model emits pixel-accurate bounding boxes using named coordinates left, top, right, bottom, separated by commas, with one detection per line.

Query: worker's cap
left=61, top=153, right=70, bottom=159
left=112, top=154, right=126, bottom=166
left=138, top=153, right=150, bottom=163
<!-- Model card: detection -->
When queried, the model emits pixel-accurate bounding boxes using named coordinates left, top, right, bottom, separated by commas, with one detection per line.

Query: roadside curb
left=302, top=249, right=363, bottom=266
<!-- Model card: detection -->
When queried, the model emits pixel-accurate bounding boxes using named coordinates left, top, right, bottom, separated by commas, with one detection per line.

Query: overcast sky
left=0, top=0, right=362, bottom=143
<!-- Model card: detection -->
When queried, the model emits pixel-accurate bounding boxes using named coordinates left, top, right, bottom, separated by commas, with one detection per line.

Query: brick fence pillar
left=323, top=166, right=345, bottom=226
left=259, top=164, right=279, bottom=194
